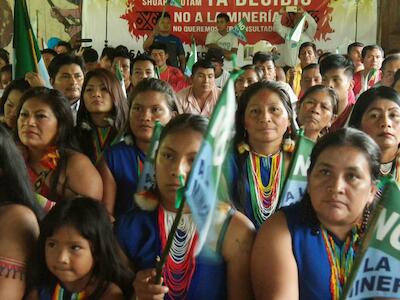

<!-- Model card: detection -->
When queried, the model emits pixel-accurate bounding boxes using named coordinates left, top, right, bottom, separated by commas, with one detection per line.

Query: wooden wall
left=379, top=0, right=400, bottom=52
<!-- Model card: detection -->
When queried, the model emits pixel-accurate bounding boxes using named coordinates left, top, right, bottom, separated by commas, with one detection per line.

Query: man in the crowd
left=205, top=48, right=230, bottom=89
left=55, top=41, right=73, bottom=54
left=41, top=49, right=57, bottom=69
left=375, top=54, right=400, bottom=87
left=176, top=59, right=220, bottom=117
left=100, top=47, right=115, bottom=71
left=205, top=13, right=238, bottom=61
left=130, top=54, right=157, bottom=88
left=83, top=48, right=99, bottom=72
left=112, top=49, right=133, bottom=94
left=143, top=12, right=186, bottom=72
left=347, top=42, right=364, bottom=73
left=149, top=42, right=187, bottom=92
left=353, top=45, right=384, bottom=98
left=48, top=54, right=85, bottom=122
left=299, top=63, right=322, bottom=97
left=320, top=54, right=355, bottom=131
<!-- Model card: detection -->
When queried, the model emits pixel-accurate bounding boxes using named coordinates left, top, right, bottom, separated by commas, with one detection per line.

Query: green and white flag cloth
left=342, top=179, right=400, bottom=299
left=185, top=69, right=243, bottom=255
left=279, top=130, right=315, bottom=208
left=230, top=18, right=247, bottom=42
left=286, top=14, right=306, bottom=67
left=13, top=0, right=51, bottom=87
left=114, top=62, right=127, bottom=98
left=166, top=0, right=182, bottom=8
left=184, top=37, right=197, bottom=77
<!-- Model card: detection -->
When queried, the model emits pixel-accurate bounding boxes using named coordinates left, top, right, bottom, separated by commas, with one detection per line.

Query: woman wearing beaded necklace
left=115, top=114, right=255, bottom=300
left=97, top=78, right=177, bottom=219
left=228, top=80, right=296, bottom=229
left=75, top=69, right=128, bottom=164
left=252, top=128, right=379, bottom=300
left=348, top=86, right=400, bottom=185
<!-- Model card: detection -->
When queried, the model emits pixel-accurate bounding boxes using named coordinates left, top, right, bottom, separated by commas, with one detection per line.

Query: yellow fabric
left=286, top=64, right=302, bottom=97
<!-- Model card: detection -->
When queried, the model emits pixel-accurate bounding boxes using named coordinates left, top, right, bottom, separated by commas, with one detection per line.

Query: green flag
left=13, top=0, right=51, bottom=87
left=289, top=14, right=306, bottom=43
left=230, top=18, right=247, bottom=42
left=114, top=62, right=127, bottom=98
left=184, top=37, right=197, bottom=77
left=166, top=0, right=182, bottom=8
left=342, top=179, right=400, bottom=299
left=279, top=130, right=315, bottom=208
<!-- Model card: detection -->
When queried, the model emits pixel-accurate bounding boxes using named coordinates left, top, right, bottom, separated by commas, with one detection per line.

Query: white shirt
left=205, top=30, right=239, bottom=52
left=214, top=69, right=230, bottom=89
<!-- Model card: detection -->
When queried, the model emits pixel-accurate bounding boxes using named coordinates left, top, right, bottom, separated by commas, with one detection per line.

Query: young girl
left=115, top=114, right=255, bottom=300
left=228, top=81, right=296, bottom=229
left=27, top=197, right=133, bottom=300
left=75, top=69, right=128, bottom=163
left=97, top=78, right=177, bottom=218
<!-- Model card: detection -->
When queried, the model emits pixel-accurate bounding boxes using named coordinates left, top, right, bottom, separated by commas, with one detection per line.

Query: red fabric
left=331, top=103, right=353, bottom=132
left=159, top=66, right=188, bottom=92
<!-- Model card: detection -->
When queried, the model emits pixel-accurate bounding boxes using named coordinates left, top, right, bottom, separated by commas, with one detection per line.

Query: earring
left=282, top=128, right=295, bottom=153
left=361, top=204, right=372, bottom=233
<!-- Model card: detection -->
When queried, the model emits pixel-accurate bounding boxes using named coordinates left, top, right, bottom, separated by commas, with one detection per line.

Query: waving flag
left=114, top=62, right=127, bottom=98
left=230, top=18, right=247, bottom=42
left=342, top=179, right=400, bottom=299
left=185, top=70, right=243, bottom=255
left=184, top=37, right=197, bottom=77
left=166, top=0, right=182, bottom=8
left=285, top=14, right=306, bottom=67
left=13, top=0, right=51, bottom=87
left=279, top=130, right=315, bottom=208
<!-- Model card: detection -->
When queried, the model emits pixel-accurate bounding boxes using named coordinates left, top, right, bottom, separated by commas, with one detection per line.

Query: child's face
left=45, top=225, right=94, bottom=292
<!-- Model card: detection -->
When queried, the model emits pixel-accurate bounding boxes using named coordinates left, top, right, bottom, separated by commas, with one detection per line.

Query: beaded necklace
left=246, top=151, right=283, bottom=227
left=51, top=283, right=87, bottom=300
left=321, top=226, right=360, bottom=300
left=158, top=206, right=198, bottom=299
left=91, top=126, right=114, bottom=163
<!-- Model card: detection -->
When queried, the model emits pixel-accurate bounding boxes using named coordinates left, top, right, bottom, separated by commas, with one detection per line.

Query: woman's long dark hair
left=30, top=197, right=133, bottom=299
left=0, top=124, right=41, bottom=218
left=233, top=81, right=295, bottom=211
left=16, top=87, right=78, bottom=200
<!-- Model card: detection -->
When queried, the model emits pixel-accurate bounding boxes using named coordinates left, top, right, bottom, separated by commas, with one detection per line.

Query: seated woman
left=234, top=64, right=264, bottom=99
left=16, top=87, right=103, bottom=207
left=228, top=80, right=296, bottom=229
left=115, top=114, right=255, bottom=300
left=98, top=78, right=177, bottom=218
left=251, top=128, right=379, bottom=300
left=348, top=86, right=400, bottom=184
left=0, top=79, right=30, bottom=129
left=297, top=85, right=338, bottom=141
left=0, top=124, right=40, bottom=299
left=75, top=68, right=128, bottom=163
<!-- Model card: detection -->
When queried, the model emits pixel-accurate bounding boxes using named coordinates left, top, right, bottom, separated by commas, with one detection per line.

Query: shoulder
left=99, top=282, right=124, bottom=300
left=0, top=204, right=38, bottom=232
left=115, top=208, right=157, bottom=237
left=65, top=150, right=95, bottom=170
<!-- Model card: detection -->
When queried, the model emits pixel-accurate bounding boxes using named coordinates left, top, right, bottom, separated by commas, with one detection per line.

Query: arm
left=99, top=283, right=125, bottom=300
left=65, top=152, right=103, bottom=200
left=179, top=54, right=186, bottom=73
left=143, top=27, right=159, bottom=50
left=251, top=212, right=298, bottom=300
left=272, top=12, right=290, bottom=40
left=97, top=157, right=117, bottom=216
left=222, top=211, right=256, bottom=300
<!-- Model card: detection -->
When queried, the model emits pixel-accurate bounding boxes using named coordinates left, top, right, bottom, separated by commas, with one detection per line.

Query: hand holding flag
left=229, top=18, right=248, bottom=42
left=184, top=36, right=197, bottom=77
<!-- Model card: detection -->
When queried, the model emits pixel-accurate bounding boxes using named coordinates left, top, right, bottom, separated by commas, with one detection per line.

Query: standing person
left=349, top=86, right=400, bottom=183
left=228, top=81, right=296, bottom=229
left=26, top=197, right=133, bottom=300
left=149, top=42, right=187, bottom=92
left=251, top=128, right=379, bottom=300
left=176, top=59, right=220, bottom=117
left=82, top=48, right=99, bottom=72
left=75, top=69, right=128, bottom=163
left=205, top=48, right=230, bottom=89
left=352, top=45, right=384, bottom=98
left=130, top=54, right=157, bottom=88
left=205, top=13, right=239, bottom=61
left=116, top=114, right=255, bottom=300
left=0, top=124, right=40, bottom=300
left=112, top=49, right=133, bottom=95
left=143, top=13, right=186, bottom=72
left=273, top=6, right=317, bottom=68
left=347, top=42, right=364, bottom=73
left=299, top=63, right=322, bottom=97
left=97, top=78, right=177, bottom=218
left=375, top=54, right=400, bottom=87
left=16, top=87, right=103, bottom=204
left=320, top=54, right=355, bottom=131
left=99, top=47, right=115, bottom=71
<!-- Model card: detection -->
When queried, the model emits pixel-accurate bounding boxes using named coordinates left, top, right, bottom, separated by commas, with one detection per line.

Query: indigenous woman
left=251, top=128, right=379, bottom=300
left=229, top=80, right=296, bottom=229
left=0, top=79, right=30, bottom=129
left=98, top=78, right=177, bottom=218
left=75, top=68, right=128, bottom=163
left=0, top=124, right=40, bottom=299
left=16, top=87, right=103, bottom=208
left=234, top=64, right=264, bottom=99
left=348, top=86, right=400, bottom=185
left=115, top=114, right=255, bottom=300
left=297, top=84, right=338, bottom=141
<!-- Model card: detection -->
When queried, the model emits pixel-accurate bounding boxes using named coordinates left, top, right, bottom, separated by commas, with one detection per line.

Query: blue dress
left=103, top=141, right=145, bottom=218
left=115, top=205, right=233, bottom=300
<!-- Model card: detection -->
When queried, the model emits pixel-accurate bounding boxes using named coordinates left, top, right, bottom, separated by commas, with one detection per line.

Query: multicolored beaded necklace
left=321, top=226, right=360, bottom=300
left=158, top=206, right=198, bottom=299
left=91, top=126, right=115, bottom=163
left=246, top=150, right=283, bottom=227
left=51, top=283, right=87, bottom=300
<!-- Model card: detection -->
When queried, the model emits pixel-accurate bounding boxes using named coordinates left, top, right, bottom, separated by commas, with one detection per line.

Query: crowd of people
left=0, top=7, right=399, bottom=300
